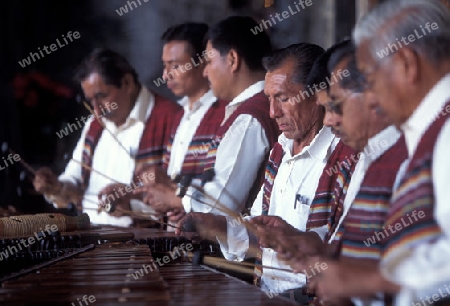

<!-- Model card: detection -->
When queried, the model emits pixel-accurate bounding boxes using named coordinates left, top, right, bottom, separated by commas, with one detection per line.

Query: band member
left=141, top=22, right=227, bottom=226
left=33, top=48, right=181, bottom=227
left=136, top=16, right=279, bottom=217
left=309, top=1, right=450, bottom=305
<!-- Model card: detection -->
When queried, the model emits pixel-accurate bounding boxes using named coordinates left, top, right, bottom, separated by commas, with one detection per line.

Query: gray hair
left=353, top=0, right=450, bottom=65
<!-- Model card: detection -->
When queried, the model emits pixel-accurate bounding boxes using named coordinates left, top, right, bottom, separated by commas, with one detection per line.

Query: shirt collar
left=127, top=86, right=154, bottom=123
left=362, top=125, right=401, bottom=164
left=278, top=126, right=336, bottom=162
left=227, top=81, right=265, bottom=108
left=181, top=89, right=216, bottom=113
left=401, top=73, right=450, bottom=157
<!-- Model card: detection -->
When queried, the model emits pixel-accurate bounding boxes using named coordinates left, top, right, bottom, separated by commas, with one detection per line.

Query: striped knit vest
left=202, top=91, right=279, bottom=209
left=81, top=94, right=181, bottom=189
left=254, top=142, right=284, bottom=286
left=336, top=136, right=407, bottom=261
left=382, top=100, right=450, bottom=260
left=311, top=141, right=356, bottom=237
left=162, top=99, right=227, bottom=178
left=253, top=139, right=356, bottom=286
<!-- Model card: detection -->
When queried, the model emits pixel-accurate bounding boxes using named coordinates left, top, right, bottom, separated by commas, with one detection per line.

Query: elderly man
left=176, top=43, right=358, bottom=303
left=310, top=1, right=450, bottom=305
left=33, top=48, right=180, bottom=227
left=136, top=16, right=278, bottom=219
left=275, top=41, right=408, bottom=306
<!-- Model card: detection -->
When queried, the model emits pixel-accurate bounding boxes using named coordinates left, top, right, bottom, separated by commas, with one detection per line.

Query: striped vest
left=202, top=91, right=279, bottom=209
left=81, top=94, right=181, bottom=189
left=163, top=99, right=227, bottom=178
left=310, top=141, right=356, bottom=236
left=337, top=136, right=407, bottom=260
left=382, top=100, right=450, bottom=259
left=254, top=139, right=356, bottom=286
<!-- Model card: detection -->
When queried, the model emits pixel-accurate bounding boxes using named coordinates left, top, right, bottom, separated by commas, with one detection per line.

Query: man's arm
left=216, top=188, right=265, bottom=261
left=182, top=114, right=270, bottom=215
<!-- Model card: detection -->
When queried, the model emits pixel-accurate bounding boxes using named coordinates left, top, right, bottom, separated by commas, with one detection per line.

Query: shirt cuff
left=216, top=215, right=253, bottom=261
left=130, top=199, right=159, bottom=220
left=308, top=224, right=328, bottom=241
left=181, top=187, right=194, bottom=213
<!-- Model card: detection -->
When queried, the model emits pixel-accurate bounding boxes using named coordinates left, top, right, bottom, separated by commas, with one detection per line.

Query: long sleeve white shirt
left=181, top=81, right=272, bottom=215
left=58, top=86, right=156, bottom=227
left=218, top=127, right=338, bottom=294
left=380, top=74, right=450, bottom=306
left=167, top=89, right=217, bottom=177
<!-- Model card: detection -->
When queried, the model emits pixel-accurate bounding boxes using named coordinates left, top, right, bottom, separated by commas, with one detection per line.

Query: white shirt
left=218, top=127, right=337, bottom=294
left=380, top=74, right=450, bottom=306
left=328, top=126, right=401, bottom=243
left=167, top=90, right=217, bottom=177
left=181, top=81, right=272, bottom=215
left=59, top=86, right=155, bottom=227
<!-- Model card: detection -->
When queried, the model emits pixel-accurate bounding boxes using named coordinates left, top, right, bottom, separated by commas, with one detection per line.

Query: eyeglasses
left=328, top=92, right=362, bottom=115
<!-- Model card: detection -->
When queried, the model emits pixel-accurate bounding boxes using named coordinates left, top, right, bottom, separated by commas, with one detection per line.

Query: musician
left=307, top=0, right=450, bottom=305
left=139, top=22, right=227, bottom=227
left=270, top=41, right=408, bottom=306
left=32, top=48, right=181, bottom=227
left=177, top=43, right=354, bottom=303
left=136, top=16, right=278, bottom=217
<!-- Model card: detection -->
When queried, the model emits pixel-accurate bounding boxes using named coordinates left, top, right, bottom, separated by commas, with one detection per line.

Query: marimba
left=0, top=221, right=297, bottom=305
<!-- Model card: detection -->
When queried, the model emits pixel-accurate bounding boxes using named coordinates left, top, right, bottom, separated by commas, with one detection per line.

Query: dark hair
left=206, top=16, right=272, bottom=71
left=262, top=43, right=325, bottom=85
left=327, top=41, right=366, bottom=93
left=74, top=48, right=139, bottom=88
left=161, top=22, right=209, bottom=58
left=306, top=39, right=352, bottom=89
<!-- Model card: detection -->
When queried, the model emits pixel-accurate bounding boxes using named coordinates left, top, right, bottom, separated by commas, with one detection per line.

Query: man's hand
left=249, top=215, right=301, bottom=248
left=33, top=167, right=62, bottom=195
left=167, top=208, right=186, bottom=223
left=98, top=183, right=133, bottom=216
left=176, top=212, right=227, bottom=242
left=308, top=258, right=399, bottom=302
left=275, top=231, right=326, bottom=270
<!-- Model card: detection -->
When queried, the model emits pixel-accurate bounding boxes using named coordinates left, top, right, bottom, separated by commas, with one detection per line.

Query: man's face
left=328, top=60, right=369, bottom=151
left=81, top=72, right=130, bottom=124
left=203, top=41, right=233, bottom=101
left=316, top=89, right=343, bottom=137
left=264, top=61, right=321, bottom=140
left=356, top=40, right=405, bottom=127
left=162, top=40, right=207, bottom=98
